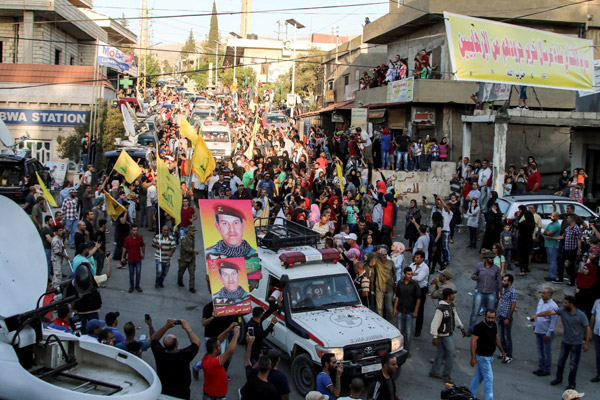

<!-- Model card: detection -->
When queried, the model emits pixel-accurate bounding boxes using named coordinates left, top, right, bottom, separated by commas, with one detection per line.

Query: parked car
left=497, top=195, right=598, bottom=229
left=0, top=152, right=50, bottom=202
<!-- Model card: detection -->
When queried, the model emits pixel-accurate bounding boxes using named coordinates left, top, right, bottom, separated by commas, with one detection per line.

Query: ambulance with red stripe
left=246, top=222, right=407, bottom=395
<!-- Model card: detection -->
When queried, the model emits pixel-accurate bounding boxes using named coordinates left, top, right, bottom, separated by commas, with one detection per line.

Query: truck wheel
left=291, top=353, right=316, bottom=396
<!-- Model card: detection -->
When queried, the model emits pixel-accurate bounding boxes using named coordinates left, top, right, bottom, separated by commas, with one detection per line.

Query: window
left=344, top=74, right=349, bottom=85
left=327, top=80, right=333, bottom=90
left=538, top=203, right=554, bottom=220
left=0, top=41, right=3, bottom=63
left=54, top=49, right=61, bottom=65
left=18, top=140, right=51, bottom=164
left=571, top=203, right=594, bottom=220
left=69, top=56, right=74, bottom=65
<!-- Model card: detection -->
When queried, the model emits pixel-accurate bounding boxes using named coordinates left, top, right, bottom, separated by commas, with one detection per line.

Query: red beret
left=213, top=203, right=246, bottom=221
left=217, top=260, right=240, bottom=272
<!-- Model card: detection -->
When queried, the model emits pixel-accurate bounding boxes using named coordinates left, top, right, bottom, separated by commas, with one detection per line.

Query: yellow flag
left=113, top=149, right=142, bottom=183
left=36, top=172, right=57, bottom=207
left=336, top=162, right=345, bottom=194
left=180, top=115, right=198, bottom=147
left=191, top=127, right=216, bottom=183
left=254, top=199, right=270, bottom=228
left=157, top=157, right=182, bottom=226
left=104, top=190, right=126, bottom=221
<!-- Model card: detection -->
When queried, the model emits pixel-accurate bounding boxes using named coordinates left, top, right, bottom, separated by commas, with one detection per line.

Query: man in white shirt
left=357, top=127, right=372, bottom=166
left=478, top=160, right=492, bottom=212
left=409, top=251, right=430, bottom=337
left=146, top=180, right=157, bottom=231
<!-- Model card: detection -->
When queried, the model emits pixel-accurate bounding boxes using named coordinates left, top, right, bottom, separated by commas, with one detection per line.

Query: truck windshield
left=288, top=274, right=360, bottom=312
left=203, top=131, right=230, bottom=143
left=266, top=115, right=288, bottom=124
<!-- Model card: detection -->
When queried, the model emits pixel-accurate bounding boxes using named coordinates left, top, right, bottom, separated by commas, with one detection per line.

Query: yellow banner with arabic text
left=444, top=12, right=594, bottom=90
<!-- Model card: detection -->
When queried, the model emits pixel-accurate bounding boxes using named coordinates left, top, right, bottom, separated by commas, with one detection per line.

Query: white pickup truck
left=245, top=220, right=407, bottom=395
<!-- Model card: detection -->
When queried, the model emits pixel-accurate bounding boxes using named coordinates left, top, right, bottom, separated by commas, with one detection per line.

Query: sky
left=94, top=0, right=389, bottom=46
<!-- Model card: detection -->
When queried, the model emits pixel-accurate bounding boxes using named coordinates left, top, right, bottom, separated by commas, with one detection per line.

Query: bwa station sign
left=0, top=109, right=88, bottom=126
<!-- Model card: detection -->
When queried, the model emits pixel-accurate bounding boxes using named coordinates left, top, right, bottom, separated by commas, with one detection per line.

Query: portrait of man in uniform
left=213, top=260, right=249, bottom=305
left=205, top=203, right=257, bottom=260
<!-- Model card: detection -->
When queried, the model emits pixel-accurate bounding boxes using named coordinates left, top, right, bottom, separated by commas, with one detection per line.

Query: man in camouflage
left=178, top=226, right=199, bottom=293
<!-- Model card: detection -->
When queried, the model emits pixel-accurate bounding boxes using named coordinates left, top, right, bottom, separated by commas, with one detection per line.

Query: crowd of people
left=28, top=79, right=600, bottom=400
left=359, top=49, right=439, bottom=91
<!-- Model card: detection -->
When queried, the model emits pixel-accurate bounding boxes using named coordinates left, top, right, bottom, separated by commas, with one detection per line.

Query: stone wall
left=372, top=161, right=455, bottom=206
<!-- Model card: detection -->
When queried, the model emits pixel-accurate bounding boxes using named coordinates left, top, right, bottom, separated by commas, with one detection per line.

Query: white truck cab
left=246, top=219, right=407, bottom=395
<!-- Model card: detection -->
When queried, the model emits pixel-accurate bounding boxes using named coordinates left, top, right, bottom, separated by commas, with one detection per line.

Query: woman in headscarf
left=328, top=196, right=340, bottom=231
left=517, top=206, right=535, bottom=276
left=481, top=201, right=503, bottom=251
left=382, top=193, right=396, bottom=237
left=308, top=204, right=320, bottom=227
left=404, top=199, right=421, bottom=250
left=575, top=258, right=598, bottom=318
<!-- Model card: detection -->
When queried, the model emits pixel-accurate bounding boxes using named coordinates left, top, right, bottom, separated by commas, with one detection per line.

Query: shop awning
left=368, top=109, right=386, bottom=119
left=299, top=100, right=355, bottom=117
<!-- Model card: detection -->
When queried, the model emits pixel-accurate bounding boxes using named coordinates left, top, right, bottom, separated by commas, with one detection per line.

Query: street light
left=286, top=18, right=305, bottom=119
left=229, top=32, right=242, bottom=80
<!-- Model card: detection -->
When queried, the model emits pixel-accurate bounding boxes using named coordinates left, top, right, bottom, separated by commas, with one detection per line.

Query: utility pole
left=138, top=0, right=150, bottom=92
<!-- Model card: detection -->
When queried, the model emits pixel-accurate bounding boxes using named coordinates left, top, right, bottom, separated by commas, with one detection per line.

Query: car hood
left=292, top=305, right=400, bottom=347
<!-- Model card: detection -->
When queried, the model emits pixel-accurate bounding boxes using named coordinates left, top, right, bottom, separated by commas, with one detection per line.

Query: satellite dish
left=0, top=196, right=47, bottom=318
left=121, top=103, right=137, bottom=138
left=126, top=102, right=140, bottom=123
left=0, top=118, right=14, bottom=147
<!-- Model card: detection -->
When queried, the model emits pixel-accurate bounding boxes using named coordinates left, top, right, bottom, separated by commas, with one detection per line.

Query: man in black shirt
left=150, top=318, right=201, bottom=400
left=393, top=267, right=421, bottom=353
left=93, top=219, right=107, bottom=275
left=468, top=310, right=506, bottom=400
left=200, top=301, right=237, bottom=370
left=241, top=334, right=279, bottom=400
left=394, top=130, right=410, bottom=171
left=367, top=353, right=401, bottom=400
left=247, top=305, right=278, bottom=364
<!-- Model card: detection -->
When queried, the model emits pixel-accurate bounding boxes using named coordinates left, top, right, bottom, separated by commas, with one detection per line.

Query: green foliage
left=219, top=66, right=256, bottom=87
left=117, top=13, right=129, bottom=28
left=278, top=47, right=324, bottom=97
left=143, top=53, right=161, bottom=87
left=181, top=30, right=196, bottom=60
left=162, top=60, right=174, bottom=75
left=208, top=1, right=219, bottom=46
left=57, top=100, right=125, bottom=169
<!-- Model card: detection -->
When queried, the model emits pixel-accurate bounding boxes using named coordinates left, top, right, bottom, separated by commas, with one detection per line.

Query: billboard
left=198, top=199, right=261, bottom=280
left=444, top=12, right=594, bottom=91
left=97, top=45, right=135, bottom=73
left=0, top=109, right=88, bottom=126
left=45, top=162, right=68, bottom=191
left=351, top=108, right=368, bottom=133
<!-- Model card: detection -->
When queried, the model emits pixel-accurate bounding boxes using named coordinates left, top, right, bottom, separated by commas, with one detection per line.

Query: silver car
left=497, top=195, right=598, bottom=229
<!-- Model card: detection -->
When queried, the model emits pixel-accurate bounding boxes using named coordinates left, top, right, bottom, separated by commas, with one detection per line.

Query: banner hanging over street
left=444, top=12, right=594, bottom=91
left=97, top=45, right=134, bottom=73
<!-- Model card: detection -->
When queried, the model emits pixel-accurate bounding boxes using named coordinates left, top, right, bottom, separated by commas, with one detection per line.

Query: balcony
left=354, top=79, right=576, bottom=109
left=365, top=0, right=588, bottom=44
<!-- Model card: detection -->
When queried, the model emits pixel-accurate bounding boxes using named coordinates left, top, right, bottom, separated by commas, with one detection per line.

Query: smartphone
left=145, top=314, right=150, bottom=321
left=248, top=327, right=255, bottom=337
left=174, top=320, right=182, bottom=325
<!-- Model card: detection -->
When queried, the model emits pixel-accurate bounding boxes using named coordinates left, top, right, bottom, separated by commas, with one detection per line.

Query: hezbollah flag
left=157, top=156, right=182, bottom=226
left=179, top=115, right=198, bottom=147
left=191, top=127, right=216, bottom=183
left=113, top=149, right=142, bottom=183
left=35, top=172, right=57, bottom=207
left=336, top=161, right=345, bottom=194
left=104, top=190, right=126, bottom=221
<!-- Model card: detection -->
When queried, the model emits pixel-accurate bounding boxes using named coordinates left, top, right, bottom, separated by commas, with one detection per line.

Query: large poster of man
left=45, top=162, right=68, bottom=191
left=208, top=257, right=252, bottom=316
left=198, top=199, right=261, bottom=279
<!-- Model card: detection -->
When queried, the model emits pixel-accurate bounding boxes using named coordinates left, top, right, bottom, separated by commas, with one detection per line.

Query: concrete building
left=335, top=0, right=600, bottom=186
left=0, top=0, right=136, bottom=162
left=224, top=33, right=349, bottom=86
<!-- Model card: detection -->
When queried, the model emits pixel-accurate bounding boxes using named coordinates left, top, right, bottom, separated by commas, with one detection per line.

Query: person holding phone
left=247, top=305, right=279, bottom=364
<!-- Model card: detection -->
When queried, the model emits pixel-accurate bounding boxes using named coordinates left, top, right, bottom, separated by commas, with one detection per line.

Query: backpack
left=441, top=385, right=475, bottom=400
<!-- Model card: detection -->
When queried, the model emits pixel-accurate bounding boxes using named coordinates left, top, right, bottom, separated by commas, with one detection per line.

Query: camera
left=174, top=320, right=182, bottom=325
left=145, top=314, right=150, bottom=321
left=247, top=327, right=255, bottom=337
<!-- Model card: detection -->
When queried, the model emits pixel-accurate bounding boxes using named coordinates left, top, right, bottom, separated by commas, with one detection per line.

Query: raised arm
left=181, top=319, right=201, bottom=347
left=151, top=319, right=175, bottom=342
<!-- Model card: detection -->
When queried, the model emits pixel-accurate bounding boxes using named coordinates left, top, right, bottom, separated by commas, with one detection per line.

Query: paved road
left=92, top=217, right=598, bottom=400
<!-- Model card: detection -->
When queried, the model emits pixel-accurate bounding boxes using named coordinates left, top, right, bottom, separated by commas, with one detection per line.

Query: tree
left=181, top=29, right=196, bottom=61
left=141, top=53, right=161, bottom=87
left=57, top=100, right=125, bottom=169
left=208, top=1, right=219, bottom=46
left=219, top=66, right=256, bottom=88
left=117, top=13, right=129, bottom=28
left=278, top=47, right=324, bottom=99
